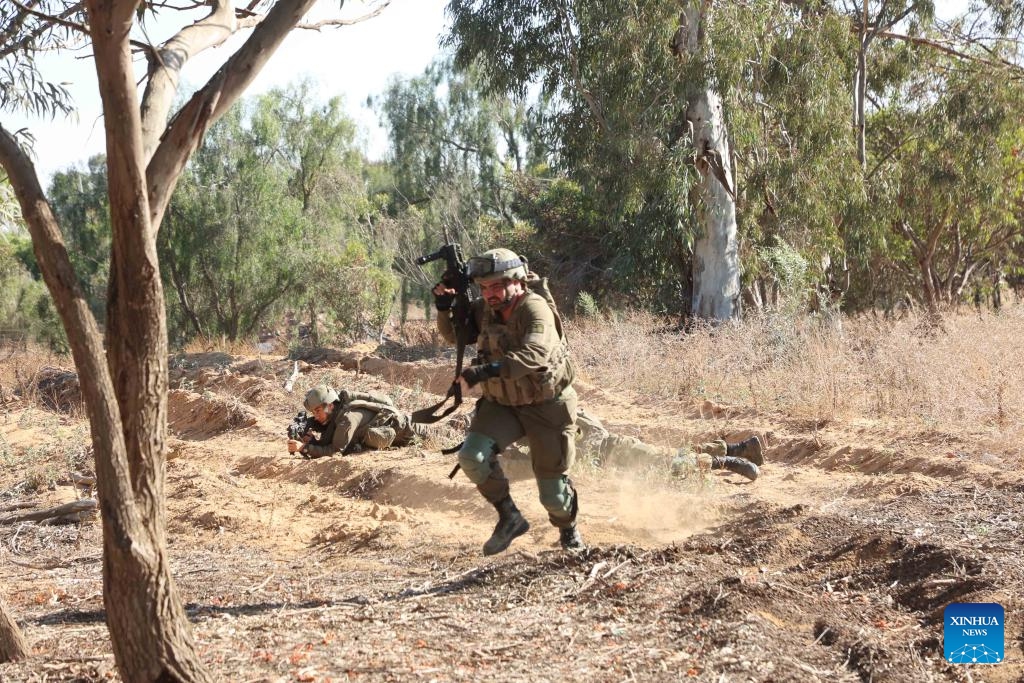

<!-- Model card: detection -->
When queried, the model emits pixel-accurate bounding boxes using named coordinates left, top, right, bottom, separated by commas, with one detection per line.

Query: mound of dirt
left=26, top=366, right=81, bottom=412
left=167, top=389, right=258, bottom=440
left=179, top=368, right=281, bottom=407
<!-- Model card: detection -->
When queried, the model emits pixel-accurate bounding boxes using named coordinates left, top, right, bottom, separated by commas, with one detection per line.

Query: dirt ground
left=0, top=347, right=1021, bottom=682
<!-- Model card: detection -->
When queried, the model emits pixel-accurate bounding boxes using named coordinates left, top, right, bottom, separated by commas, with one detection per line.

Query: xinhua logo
left=944, top=603, right=1004, bottom=664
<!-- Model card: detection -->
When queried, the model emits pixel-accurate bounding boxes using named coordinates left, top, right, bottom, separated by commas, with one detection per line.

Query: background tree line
left=3, top=0, right=1024, bottom=355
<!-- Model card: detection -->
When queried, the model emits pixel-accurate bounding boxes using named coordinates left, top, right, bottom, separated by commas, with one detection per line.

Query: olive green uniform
left=575, top=409, right=725, bottom=476
left=305, top=390, right=424, bottom=458
left=438, top=291, right=578, bottom=529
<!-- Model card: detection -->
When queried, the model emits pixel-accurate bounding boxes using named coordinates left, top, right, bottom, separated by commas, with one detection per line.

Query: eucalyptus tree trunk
left=673, top=1, right=740, bottom=321
left=0, top=597, right=28, bottom=663
left=0, top=0, right=321, bottom=679
left=854, top=0, right=870, bottom=170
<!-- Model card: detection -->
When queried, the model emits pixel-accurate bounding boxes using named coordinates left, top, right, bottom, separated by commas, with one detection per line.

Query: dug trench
left=0, top=349, right=1021, bottom=682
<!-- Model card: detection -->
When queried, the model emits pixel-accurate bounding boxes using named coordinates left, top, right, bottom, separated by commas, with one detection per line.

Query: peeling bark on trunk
left=854, top=0, right=870, bottom=171
left=674, top=2, right=740, bottom=321
left=0, top=596, right=28, bottom=663
left=855, top=39, right=868, bottom=170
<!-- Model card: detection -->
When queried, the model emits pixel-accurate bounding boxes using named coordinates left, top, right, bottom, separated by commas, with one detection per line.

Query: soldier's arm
left=304, top=412, right=358, bottom=458
left=501, top=297, right=559, bottom=381
left=436, top=298, right=482, bottom=345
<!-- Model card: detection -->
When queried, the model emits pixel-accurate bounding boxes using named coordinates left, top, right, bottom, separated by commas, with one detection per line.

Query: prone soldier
left=287, top=385, right=427, bottom=458
left=574, top=409, right=764, bottom=479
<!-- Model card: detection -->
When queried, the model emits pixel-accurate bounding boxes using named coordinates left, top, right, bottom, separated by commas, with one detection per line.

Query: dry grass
left=567, top=303, right=1024, bottom=450
left=0, top=344, right=69, bottom=407
left=181, top=334, right=268, bottom=357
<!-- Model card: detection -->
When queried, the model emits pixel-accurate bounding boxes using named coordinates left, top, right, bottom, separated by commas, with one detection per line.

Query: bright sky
left=4, top=0, right=450, bottom=184
left=3, top=0, right=971, bottom=186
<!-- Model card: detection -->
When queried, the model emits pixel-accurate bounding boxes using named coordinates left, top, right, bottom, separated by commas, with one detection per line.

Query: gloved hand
left=432, top=283, right=456, bottom=310
left=461, top=362, right=501, bottom=387
left=434, top=291, right=455, bottom=311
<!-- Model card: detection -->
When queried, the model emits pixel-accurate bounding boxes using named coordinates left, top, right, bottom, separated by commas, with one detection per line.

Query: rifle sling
left=411, top=334, right=467, bottom=424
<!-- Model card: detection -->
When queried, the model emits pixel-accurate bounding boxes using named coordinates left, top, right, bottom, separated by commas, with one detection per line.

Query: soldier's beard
left=485, top=292, right=514, bottom=309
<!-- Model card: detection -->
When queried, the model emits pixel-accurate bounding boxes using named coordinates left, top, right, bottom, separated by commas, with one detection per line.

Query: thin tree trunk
left=854, top=0, right=869, bottom=170
left=3, top=2, right=326, bottom=676
left=919, top=257, right=939, bottom=316
left=164, top=238, right=205, bottom=337
left=674, top=2, right=740, bottom=321
left=307, top=299, right=320, bottom=347
left=0, top=596, right=28, bottom=663
left=85, top=2, right=212, bottom=680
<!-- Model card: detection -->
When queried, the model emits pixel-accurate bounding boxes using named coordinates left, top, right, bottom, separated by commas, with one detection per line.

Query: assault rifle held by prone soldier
left=287, top=410, right=312, bottom=442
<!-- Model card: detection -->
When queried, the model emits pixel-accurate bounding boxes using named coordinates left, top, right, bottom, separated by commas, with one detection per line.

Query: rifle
left=287, top=410, right=314, bottom=458
left=411, top=242, right=476, bottom=425
left=287, top=410, right=312, bottom=441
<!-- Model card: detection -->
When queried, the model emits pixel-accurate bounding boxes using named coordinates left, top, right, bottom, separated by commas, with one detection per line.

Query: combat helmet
left=467, top=248, right=529, bottom=284
left=304, top=385, right=339, bottom=411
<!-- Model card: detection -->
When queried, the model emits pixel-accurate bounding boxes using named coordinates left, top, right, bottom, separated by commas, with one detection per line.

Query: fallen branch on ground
left=0, top=499, right=97, bottom=525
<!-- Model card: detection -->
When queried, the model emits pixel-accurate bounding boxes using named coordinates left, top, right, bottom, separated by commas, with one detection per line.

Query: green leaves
left=156, top=82, right=385, bottom=344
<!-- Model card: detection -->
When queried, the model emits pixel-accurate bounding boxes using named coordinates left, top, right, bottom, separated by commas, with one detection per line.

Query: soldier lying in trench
left=573, top=409, right=764, bottom=481
left=286, top=385, right=428, bottom=458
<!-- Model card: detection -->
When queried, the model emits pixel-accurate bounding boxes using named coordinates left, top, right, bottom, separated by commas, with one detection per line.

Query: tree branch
left=875, top=30, right=1024, bottom=73
left=237, top=0, right=392, bottom=30
left=147, top=0, right=321, bottom=230
left=5, top=0, right=156, bottom=57
left=7, top=0, right=90, bottom=40
left=139, top=0, right=237, bottom=160
left=866, top=133, right=922, bottom=180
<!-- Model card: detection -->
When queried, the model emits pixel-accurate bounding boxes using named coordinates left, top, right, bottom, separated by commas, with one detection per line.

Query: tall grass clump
left=567, top=303, right=1024, bottom=447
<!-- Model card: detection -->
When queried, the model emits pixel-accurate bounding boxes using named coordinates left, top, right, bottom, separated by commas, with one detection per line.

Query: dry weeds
left=568, top=304, right=1024, bottom=456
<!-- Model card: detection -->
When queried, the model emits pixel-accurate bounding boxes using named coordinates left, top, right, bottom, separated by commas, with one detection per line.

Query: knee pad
left=537, top=476, right=573, bottom=516
left=458, top=432, right=498, bottom=485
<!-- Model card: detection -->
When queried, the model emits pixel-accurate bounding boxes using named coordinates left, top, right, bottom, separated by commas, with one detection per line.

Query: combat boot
left=711, top=456, right=759, bottom=481
left=482, top=496, right=530, bottom=556
left=559, top=525, right=585, bottom=551
left=726, top=435, right=764, bottom=465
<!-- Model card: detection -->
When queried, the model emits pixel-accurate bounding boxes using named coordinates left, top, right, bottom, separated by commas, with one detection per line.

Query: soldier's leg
left=670, top=447, right=713, bottom=477
left=600, top=433, right=668, bottom=470
left=694, top=439, right=727, bottom=457
left=520, top=388, right=582, bottom=546
left=574, top=409, right=610, bottom=465
left=460, top=399, right=525, bottom=503
left=461, top=399, right=530, bottom=555
left=390, top=411, right=429, bottom=447
left=695, top=439, right=758, bottom=481
left=363, top=426, right=397, bottom=450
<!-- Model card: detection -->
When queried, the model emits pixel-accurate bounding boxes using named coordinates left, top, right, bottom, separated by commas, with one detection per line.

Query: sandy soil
left=0, top=348, right=1021, bottom=682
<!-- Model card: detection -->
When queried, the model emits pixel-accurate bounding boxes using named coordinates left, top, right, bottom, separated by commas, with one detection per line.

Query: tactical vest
left=475, top=290, right=574, bottom=406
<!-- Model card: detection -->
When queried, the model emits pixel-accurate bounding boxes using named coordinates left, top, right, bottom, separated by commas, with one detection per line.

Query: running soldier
left=434, top=248, right=583, bottom=555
